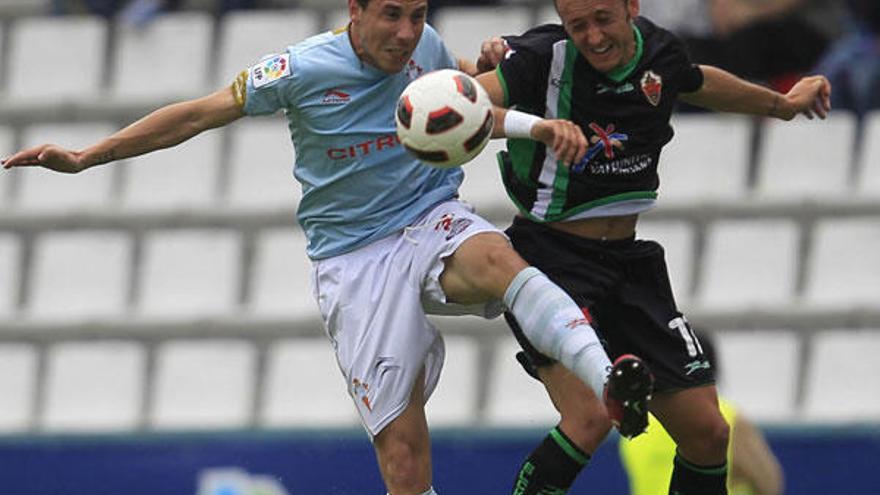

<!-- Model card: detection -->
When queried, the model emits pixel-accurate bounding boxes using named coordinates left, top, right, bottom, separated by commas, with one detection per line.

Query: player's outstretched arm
left=680, top=65, right=832, bottom=121
left=477, top=69, right=587, bottom=165
left=2, top=87, right=244, bottom=174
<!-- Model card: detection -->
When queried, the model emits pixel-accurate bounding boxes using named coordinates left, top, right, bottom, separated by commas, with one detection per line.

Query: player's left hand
left=779, top=75, right=832, bottom=120
left=532, top=119, right=588, bottom=166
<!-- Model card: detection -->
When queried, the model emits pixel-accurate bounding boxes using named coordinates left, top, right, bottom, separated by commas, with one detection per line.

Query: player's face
left=350, top=0, right=428, bottom=74
left=556, top=0, right=640, bottom=73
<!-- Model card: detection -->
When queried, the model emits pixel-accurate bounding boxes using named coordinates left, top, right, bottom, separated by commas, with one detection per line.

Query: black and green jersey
left=496, top=17, right=704, bottom=222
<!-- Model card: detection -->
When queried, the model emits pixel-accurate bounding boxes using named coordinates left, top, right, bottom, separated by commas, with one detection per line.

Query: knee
left=558, top=399, right=613, bottom=453
left=480, top=238, right=524, bottom=279
left=680, top=416, right=730, bottom=461
left=377, top=435, right=430, bottom=492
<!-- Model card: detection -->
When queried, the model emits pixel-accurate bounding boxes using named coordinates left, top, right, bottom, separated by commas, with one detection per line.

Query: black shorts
left=505, top=217, right=715, bottom=393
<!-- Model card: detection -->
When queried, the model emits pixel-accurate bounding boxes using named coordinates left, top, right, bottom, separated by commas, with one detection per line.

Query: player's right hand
left=532, top=119, right=588, bottom=166
left=476, top=36, right=508, bottom=74
left=779, top=75, right=832, bottom=121
left=1, top=144, right=84, bottom=174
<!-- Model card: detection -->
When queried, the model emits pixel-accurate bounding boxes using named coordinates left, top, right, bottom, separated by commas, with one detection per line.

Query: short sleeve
left=233, top=51, right=298, bottom=116
left=496, top=25, right=560, bottom=109
left=668, top=36, right=703, bottom=93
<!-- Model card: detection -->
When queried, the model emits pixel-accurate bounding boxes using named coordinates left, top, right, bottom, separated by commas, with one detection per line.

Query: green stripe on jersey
left=496, top=65, right=510, bottom=107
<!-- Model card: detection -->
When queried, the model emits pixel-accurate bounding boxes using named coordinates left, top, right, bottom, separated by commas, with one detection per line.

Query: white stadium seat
left=856, top=111, right=880, bottom=197
left=17, top=123, right=119, bottom=212
left=485, top=334, right=558, bottom=426
left=803, top=330, right=880, bottom=421
left=755, top=112, right=856, bottom=200
left=659, top=115, right=751, bottom=205
left=249, top=229, right=315, bottom=318
left=325, top=9, right=351, bottom=32
left=216, top=9, right=319, bottom=87
left=151, top=340, right=256, bottom=429
left=698, top=219, right=799, bottom=310
left=41, top=342, right=144, bottom=432
left=804, top=218, right=880, bottom=309
left=0, top=234, right=20, bottom=318
left=639, top=0, right=712, bottom=35
left=7, top=16, right=106, bottom=102
left=0, top=0, right=49, bottom=18
left=111, top=12, right=212, bottom=101
left=714, top=330, right=800, bottom=421
left=537, top=4, right=559, bottom=25
left=122, top=131, right=221, bottom=211
left=457, top=139, right=518, bottom=219
left=636, top=220, right=695, bottom=305
left=138, top=230, right=241, bottom=318
left=433, top=7, right=531, bottom=63
left=27, top=231, right=131, bottom=321
left=226, top=119, right=300, bottom=211
left=425, top=335, right=480, bottom=426
left=0, top=345, right=37, bottom=432
left=0, top=126, right=13, bottom=207
left=260, top=338, right=358, bottom=428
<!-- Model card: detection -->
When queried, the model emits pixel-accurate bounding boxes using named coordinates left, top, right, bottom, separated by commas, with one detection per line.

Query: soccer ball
left=396, top=69, right=494, bottom=168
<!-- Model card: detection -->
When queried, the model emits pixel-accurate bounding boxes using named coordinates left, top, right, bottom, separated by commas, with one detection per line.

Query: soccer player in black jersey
left=474, top=0, right=831, bottom=494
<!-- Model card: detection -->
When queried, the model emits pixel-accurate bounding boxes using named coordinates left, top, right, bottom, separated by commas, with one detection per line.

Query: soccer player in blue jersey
left=2, top=1, right=654, bottom=493
left=473, top=0, right=831, bottom=494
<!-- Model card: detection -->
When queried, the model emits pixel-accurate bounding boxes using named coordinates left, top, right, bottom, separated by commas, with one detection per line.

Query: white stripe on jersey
left=531, top=40, right=568, bottom=220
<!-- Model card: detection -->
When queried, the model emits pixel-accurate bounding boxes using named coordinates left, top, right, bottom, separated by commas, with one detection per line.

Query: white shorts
left=311, top=200, right=505, bottom=437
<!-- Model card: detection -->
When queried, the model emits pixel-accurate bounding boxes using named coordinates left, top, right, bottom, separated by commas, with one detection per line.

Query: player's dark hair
left=554, top=0, right=630, bottom=14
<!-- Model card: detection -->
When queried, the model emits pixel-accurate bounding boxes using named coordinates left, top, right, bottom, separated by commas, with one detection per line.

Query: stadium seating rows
left=0, top=9, right=878, bottom=433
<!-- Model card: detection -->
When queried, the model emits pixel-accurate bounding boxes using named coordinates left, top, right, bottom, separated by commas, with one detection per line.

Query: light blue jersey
left=240, top=24, right=461, bottom=259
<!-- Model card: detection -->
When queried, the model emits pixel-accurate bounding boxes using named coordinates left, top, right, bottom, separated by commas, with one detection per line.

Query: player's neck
left=605, top=22, right=642, bottom=82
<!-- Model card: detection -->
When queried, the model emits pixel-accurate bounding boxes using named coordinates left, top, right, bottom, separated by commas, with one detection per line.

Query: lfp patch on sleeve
left=250, top=53, right=292, bottom=89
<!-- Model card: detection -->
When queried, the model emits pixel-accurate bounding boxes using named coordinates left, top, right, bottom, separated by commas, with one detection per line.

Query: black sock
left=511, top=427, right=589, bottom=495
left=669, top=453, right=728, bottom=495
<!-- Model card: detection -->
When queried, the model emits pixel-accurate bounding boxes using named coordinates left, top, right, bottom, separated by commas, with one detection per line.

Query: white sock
left=503, top=267, right=611, bottom=397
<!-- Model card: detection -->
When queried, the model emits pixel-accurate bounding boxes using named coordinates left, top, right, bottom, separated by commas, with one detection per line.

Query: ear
left=627, top=0, right=640, bottom=19
left=349, top=0, right=361, bottom=24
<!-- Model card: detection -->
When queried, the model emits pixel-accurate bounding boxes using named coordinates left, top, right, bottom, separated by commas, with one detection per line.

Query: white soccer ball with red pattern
left=395, top=69, right=495, bottom=169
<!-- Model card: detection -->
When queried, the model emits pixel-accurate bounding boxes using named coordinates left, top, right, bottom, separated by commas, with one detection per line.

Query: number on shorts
left=668, top=316, right=703, bottom=357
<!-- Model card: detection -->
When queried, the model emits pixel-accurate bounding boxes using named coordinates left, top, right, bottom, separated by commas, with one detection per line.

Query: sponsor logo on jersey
left=321, top=88, right=351, bottom=105
left=251, top=53, right=291, bottom=89
left=405, top=59, right=424, bottom=80
left=434, top=213, right=473, bottom=240
left=550, top=76, right=570, bottom=89
left=572, top=122, right=629, bottom=173
left=596, top=82, right=635, bottom=95
left=640, top=70, right=662, bottom=106
left=325, top=134, right=401, bottom=160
